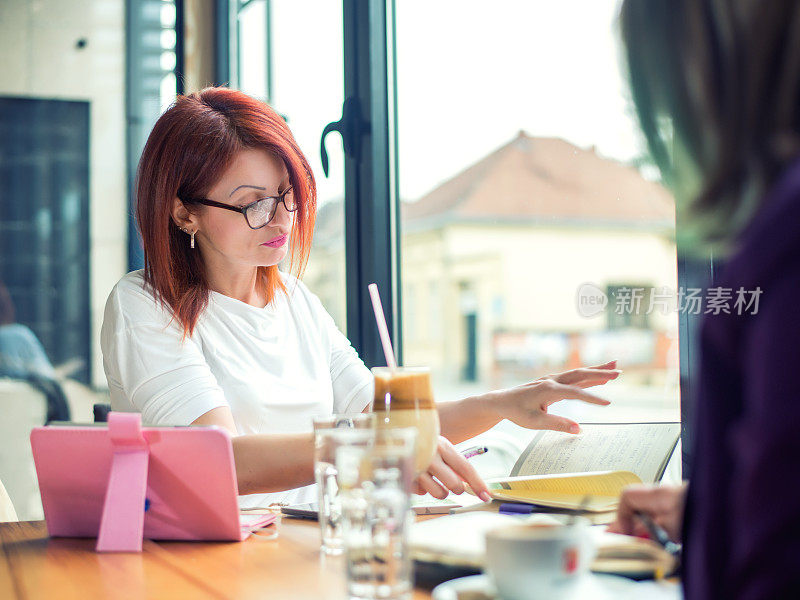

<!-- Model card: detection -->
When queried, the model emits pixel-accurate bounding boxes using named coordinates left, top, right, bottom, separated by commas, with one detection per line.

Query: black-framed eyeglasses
left=181, top=187, right=296, bottom=229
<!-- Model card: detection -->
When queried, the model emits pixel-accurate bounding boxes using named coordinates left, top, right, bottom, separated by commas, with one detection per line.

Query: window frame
left=126, top=0, right=185, bottom=271
left=339, top=0, right=403, bottom=368
left=224, top=0, right=401, bottom=367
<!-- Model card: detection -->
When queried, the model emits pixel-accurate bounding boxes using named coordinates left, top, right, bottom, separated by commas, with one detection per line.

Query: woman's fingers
left=538, top=414, right=582, bottom=434
left=608, top=483, right=685, bottom=542
left=427, top=458, right=466, bottom=495
left=590, top=359, right=618, bottom=370
left=437, top=438, right=492, bottom=501
left=608, top=484, right=656, bottom=536
left=610, top=519, right=652, bottom=539
left=416, top=471, right=449, bottom=499
left=548, top=382, right=611, bottom=406
left=555, top=367, right=621, bottom=387
left=413, top=438, right=492, bottom=501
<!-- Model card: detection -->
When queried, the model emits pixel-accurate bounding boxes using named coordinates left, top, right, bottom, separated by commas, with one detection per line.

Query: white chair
left=0, top=378, right=47, bottom=521
left=0, top=477, right=17, bottom=522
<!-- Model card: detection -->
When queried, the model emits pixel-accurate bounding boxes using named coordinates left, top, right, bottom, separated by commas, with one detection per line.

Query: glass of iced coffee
left=371, top=366, right=441, bottom=474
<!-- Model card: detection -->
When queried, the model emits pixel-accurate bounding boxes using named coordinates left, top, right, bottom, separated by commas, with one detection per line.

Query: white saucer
left=431, top=572, right=677, bottom=600
left=431, top=574, right=494, bottom=600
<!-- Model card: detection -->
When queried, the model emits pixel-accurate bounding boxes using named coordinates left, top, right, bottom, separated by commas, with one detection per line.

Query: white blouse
left=101, top=270, right=373, bottom=507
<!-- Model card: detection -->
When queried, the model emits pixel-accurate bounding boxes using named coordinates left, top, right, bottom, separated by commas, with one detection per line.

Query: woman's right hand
left=413, top=436, right=492, bottom=502
left=607, top=483, right=687, bottom=543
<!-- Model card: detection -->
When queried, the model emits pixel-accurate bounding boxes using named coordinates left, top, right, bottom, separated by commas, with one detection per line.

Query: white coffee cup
left=485, top=517, right=596, bottom=600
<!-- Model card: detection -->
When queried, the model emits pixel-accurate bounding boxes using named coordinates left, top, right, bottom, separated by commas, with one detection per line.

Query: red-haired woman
left=101, top=87, right=619, bottom=508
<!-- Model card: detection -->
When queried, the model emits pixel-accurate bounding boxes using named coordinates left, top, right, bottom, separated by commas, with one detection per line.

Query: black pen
left=634, top=510, right=681, bottom=556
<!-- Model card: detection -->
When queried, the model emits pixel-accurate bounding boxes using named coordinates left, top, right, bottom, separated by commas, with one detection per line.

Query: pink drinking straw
left=367, top=283, right=398, bottom=371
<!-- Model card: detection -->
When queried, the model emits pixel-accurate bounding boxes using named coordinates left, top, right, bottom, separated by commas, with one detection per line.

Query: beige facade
left=400, top=222, right=677, bottom=385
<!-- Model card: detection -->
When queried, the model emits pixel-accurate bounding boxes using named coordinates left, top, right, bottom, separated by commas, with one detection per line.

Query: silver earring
left=190, top=231, right=195, bottom=249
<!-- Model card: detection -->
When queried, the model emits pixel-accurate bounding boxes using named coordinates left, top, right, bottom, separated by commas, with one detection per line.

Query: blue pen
left=498, top=502, right=535, bottom=515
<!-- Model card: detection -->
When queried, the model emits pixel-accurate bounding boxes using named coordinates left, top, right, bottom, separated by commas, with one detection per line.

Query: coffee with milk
left=371, top=367, right=440, bottom=473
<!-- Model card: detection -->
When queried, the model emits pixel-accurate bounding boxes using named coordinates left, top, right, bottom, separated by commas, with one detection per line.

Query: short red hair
left=135, top=87, right=316, bottom=335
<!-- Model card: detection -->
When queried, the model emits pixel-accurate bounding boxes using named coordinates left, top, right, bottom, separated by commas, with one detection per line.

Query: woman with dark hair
left=609, top=1, right=800, bottom=597
left=102, top=87, right=619, bottom=508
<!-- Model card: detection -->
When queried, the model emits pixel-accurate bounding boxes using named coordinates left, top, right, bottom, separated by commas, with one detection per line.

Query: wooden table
left=0, top=517, right=434, bottom=600
left=1, top=518, right=681, bottom=599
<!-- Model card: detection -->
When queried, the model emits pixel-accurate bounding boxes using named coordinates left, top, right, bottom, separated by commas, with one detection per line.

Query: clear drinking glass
left=337, top=427, right=417, bottom=600
left=312, top=413, right=376, bottom=555
left=371, top=366, right=440, bottom=474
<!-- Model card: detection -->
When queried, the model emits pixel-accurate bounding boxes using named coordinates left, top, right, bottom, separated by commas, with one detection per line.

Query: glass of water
left=312, top=413, right=376, bottom=555
left=337, top=427, right=417, bottom=600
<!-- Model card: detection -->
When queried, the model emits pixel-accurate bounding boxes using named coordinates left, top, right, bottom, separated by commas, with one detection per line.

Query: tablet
left=30, top=421, right=274, bottom=542
left=280, top=498, right=461, bottom=520
left=281, top=502, right=319, bottom=520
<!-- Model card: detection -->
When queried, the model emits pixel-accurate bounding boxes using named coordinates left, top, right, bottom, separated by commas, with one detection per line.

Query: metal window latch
left=320, top=96, right=369, bottom=177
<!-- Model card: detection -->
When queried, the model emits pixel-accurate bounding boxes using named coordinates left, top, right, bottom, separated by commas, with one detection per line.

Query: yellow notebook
left=486, top=470, right=642, bottom=512
left=475, top=423, right=680, bottom=513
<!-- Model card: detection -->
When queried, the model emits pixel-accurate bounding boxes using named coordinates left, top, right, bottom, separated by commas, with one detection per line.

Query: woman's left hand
left=489, top=360, right=620, bottom=434
left=413, top=436, right=492, bottom=502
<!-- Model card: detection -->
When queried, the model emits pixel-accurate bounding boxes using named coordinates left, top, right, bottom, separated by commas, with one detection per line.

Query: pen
left=634, top=511, right=681, bottom=556
left=498, top=502, right=534, bottom=515
left=460, top=446, right=488, bottom=459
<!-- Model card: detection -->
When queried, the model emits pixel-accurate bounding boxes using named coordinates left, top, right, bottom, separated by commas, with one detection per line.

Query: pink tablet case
left=30, top=412, right=275, bottom=552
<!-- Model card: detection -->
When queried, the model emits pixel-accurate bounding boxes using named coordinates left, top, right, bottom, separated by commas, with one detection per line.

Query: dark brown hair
left=620, top=0, right=800, bottom=244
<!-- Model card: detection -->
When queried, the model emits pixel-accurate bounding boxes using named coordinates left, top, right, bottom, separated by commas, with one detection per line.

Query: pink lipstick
left=262, top=234, right=287, bottom=248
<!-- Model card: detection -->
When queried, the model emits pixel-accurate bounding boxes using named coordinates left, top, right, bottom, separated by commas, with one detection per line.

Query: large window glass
left=236, top=0, right=348, bottom=330
left=0, top=0, right=140, bottom=519
left=396, top=1, right=680, bottom=433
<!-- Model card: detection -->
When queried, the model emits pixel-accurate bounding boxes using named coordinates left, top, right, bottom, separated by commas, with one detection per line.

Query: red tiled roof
left=401, top=132, right=674, bottom=228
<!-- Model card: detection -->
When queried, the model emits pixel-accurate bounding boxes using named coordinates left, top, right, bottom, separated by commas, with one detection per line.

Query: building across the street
left=305, top=131, right=677, bottom=396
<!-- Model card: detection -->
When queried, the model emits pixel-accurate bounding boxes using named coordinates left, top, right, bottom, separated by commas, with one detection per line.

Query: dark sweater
left=683, top=158, right=800, bottom=599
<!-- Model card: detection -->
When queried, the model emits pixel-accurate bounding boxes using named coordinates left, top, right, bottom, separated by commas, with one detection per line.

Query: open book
left=478, top=422, right=681, bottom=513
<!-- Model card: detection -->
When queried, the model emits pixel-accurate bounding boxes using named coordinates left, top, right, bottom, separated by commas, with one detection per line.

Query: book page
left=490, top=470, right=641, bottom=511
left=410, top=512, right=522, bottom=567
left=509, top=423, right=680, bottom=483
left=490, top=490, right=617, bottom=512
